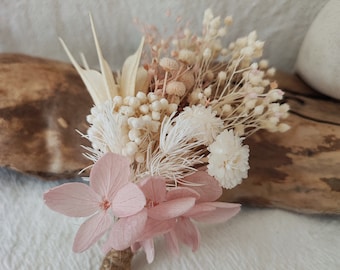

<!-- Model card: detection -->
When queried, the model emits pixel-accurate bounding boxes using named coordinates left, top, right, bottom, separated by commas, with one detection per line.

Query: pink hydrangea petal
left=183, top=171, right=222, bottom=202
left=166, top=187, right=200, bottom=201
left=105, top=209, right=148, bottom=251
left=148, top=197, right=196, bottom=220
left=191, top=202, right=241, bottom=223
left=139, top=176, right=167, bottom=203
left=131, top=242, right=141, bottom=253
left=44, top=183, right=101, bottom=217
left=139, top=218, right=176, bottom=241
left=111, top=183, right=146, bottom=217
left=164, top=231, right=180, bottom=257
left=174, top=217, right=200, bottom=252
left=90, top=153, right=130, bottom=199
left=141, top=238, right=155, bottom=264
left=183, top=204, right=216, bottom=217
left=73, top=211, right=112, bottom=252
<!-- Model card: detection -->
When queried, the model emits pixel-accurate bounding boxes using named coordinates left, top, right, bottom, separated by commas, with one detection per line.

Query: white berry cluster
left=86, top=91, right=178, bottom=165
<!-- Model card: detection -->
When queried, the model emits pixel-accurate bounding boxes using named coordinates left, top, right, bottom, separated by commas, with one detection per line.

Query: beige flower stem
left=100, top=248, right=134, bottom=270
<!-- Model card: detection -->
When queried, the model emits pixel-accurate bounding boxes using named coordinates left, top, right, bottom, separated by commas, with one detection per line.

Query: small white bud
left=278, top=123, right=290, bottom=133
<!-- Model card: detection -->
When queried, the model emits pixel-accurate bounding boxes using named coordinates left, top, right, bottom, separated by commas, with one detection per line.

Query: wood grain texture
left=220, top=71, right=340, bottom=214
left=0, top=54, right=92, bottom=178
left=0, top=54, right=339, bottom=214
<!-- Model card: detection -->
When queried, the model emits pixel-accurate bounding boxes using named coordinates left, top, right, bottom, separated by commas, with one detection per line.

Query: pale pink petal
left=141, top=238, right=155, bottom=264
left=183, top=204, right=216, bottom=217
left=139, top=218, right=176, bottom=241
left=73, top=211, right=112, bottom=252
left=105, top=209, right=147, bottom=251
left=111, top=183, right=146, bottom=217
left=131, top=242, right=141, bottom=253
left=174, top=217, right=200, bottom=252
left=164, top=231, right=180, bottom=257
left=183, top=171, right=222, bottom=202
left=90, top=153, right=130, bottom=199
left=191, top=202, right=241, bottom=223
left=139, top=176, right=167, bottom=203
left=148, top=197, right=196, bottom=220
left=166, top=187, right=200, bottom=201
left=44, top=183, right=101, bottom=217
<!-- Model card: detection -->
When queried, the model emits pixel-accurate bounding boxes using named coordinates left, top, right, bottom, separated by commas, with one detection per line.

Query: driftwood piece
left=0, top=54, right=339, bottom=214
left=221, top=72, right=340, bottom=214
left=0, top=54, right=92, bottom=178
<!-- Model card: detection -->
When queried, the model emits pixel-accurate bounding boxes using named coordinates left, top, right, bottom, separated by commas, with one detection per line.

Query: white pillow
left=295, top=0, right=340, bottom=100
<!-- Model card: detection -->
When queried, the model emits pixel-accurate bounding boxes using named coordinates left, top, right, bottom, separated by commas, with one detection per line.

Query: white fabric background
left=1, top=169, right=340, bottom=270
left=0, top=0, right=328, bottom=72
left=1, top=1, right=340, bottom=270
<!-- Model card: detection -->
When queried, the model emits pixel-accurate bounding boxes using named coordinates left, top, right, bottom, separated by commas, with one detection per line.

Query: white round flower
left=207, top=129, right=249, bottom=189
left=180, top=105, right=224, bottom=144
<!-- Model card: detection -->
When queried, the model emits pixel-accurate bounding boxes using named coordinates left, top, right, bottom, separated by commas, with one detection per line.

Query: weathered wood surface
left=221, top=72, right=340, bottom=214
left=0, top=54, right=339, bottom=214
left=0, top=54, right=92, bottom=178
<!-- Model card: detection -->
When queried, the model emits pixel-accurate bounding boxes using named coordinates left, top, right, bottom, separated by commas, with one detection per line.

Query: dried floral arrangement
left=44, top=8, right=290, bottom=268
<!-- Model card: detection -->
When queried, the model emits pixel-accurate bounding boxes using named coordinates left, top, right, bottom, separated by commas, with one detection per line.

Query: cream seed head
left=178, top=71, right=195, bottom=90
left=151, top=100, right=162, bottom=111
left=128, top=128, right=141, bottom=141
left=203, top=48, right=212, bottom=59
left=203, top=8, right=214, bottom=24
left=224, top=16, right=233, bottom=25
left=254, top=105, right=264, bottom=115
left=222, top=104, right=232, bottom=113
left=125, top=141, right=138, bottom=156
left=217, top=71, right=227, bottom=82
left=119, top=105, right=135, bottom=116
left=128, top=97, right=141, bottom=109
left=203, top=86, right=212, bottom=97
left=278, top=123, right=290, bottom=132
left=178, top=49, right=196, bottom=65
left=245, top=99, right=257, bottom=109
left=183, top=28, right=191, bottom=37
left=128, top=117, right=144, bottom=129
left=204, top=70, right=214, bottom=81
left=152, top=111, right=161, bottom=121
left=167, top=103, right=178, bottom=113
left=240, top=46, right=254, bottom=57
left=266, top=67, right=276, bottom=77
left=147, top=92, right=158, bottom=102
left=159, top=57, right=179, bottom=71
left=217, top=27, right=227, bottom=37
left=259, top=59, right=269, bottom=69
left=139, top=104, right=149, bottom=114
left=135, top=152, right=145, bottom=163
left=221, top=48, right=228, bottom=56
left=166, top=81, right=186, bottom=96
left=136, top=91, right=147, bottom=102
left=159, top=98, right=169, bottom=108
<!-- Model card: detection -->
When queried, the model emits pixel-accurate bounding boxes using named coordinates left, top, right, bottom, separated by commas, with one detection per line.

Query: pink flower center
left=100, top=199, right=111, bottom=211
left=146, top=198, right=159, bottom=208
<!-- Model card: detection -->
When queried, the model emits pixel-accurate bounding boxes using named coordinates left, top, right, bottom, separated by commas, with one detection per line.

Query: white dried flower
left=207, top=129, right=249, bottom=189
left=180, top=105, right=224, bottom=144
left=87, top=100, right=130, bottom=157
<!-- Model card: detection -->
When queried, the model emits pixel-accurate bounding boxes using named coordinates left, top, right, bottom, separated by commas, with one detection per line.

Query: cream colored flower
left=207, top=129, right=249, bottom=189
left=179, top=105, right=224, bottom=145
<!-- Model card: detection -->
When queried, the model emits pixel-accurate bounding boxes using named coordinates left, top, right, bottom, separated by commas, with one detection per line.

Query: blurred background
left=0, top=0, right=327, bottom=72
